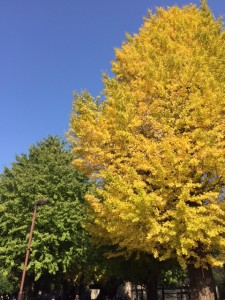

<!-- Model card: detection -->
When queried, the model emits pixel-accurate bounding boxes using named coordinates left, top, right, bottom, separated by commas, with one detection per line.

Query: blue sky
left=1, top=0, right=225, bottom=171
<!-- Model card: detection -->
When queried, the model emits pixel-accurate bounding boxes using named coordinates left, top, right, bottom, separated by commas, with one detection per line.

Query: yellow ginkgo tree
left=69, top=2, right=225, bottom=299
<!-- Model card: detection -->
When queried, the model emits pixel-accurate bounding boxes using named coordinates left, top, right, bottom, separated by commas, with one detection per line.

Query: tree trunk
left=146, top=274, right=158, bottom=300
left=187, top=264, right=216, bottom=300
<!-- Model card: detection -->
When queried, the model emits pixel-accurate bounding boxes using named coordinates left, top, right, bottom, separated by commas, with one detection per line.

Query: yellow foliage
left=69, top=3, right=225, bottom=268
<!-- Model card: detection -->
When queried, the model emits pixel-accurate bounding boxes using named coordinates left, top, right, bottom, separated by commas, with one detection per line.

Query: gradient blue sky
left=1, top=1, right=225, bottom=171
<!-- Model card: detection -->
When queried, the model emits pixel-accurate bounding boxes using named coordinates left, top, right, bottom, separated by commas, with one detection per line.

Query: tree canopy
left=69, top=1, right=225, bottom=272
left=0, top=136, right=90, bottom=283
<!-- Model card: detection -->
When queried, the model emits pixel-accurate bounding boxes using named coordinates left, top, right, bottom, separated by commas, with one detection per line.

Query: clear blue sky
left=1, top=0, right=224, bottom=171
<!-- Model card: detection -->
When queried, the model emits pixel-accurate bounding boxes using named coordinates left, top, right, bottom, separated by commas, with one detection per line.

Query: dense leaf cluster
left=69, top=3, right=225, bottom=269
left=0, top=136, right=90, bottom=282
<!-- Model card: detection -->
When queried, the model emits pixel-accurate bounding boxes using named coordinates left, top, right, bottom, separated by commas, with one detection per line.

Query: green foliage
left=0, top=271, right=14, bottom=294
left=159, top=260, right=188, bottom=287
left=0, top=136, right=90, bottom=282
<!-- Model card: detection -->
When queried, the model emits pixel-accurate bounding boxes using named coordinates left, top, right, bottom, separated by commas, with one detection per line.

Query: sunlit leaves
left=0, top=136, right=90, bottom=281
left=69, top=3, right=225, bottom=269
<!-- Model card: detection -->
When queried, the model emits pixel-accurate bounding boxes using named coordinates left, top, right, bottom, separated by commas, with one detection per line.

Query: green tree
left=0, top=269, right=14, bottom=294
left=0, top=136, right=90, bottom=292
left=69, top=2, right=225, bottom=300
